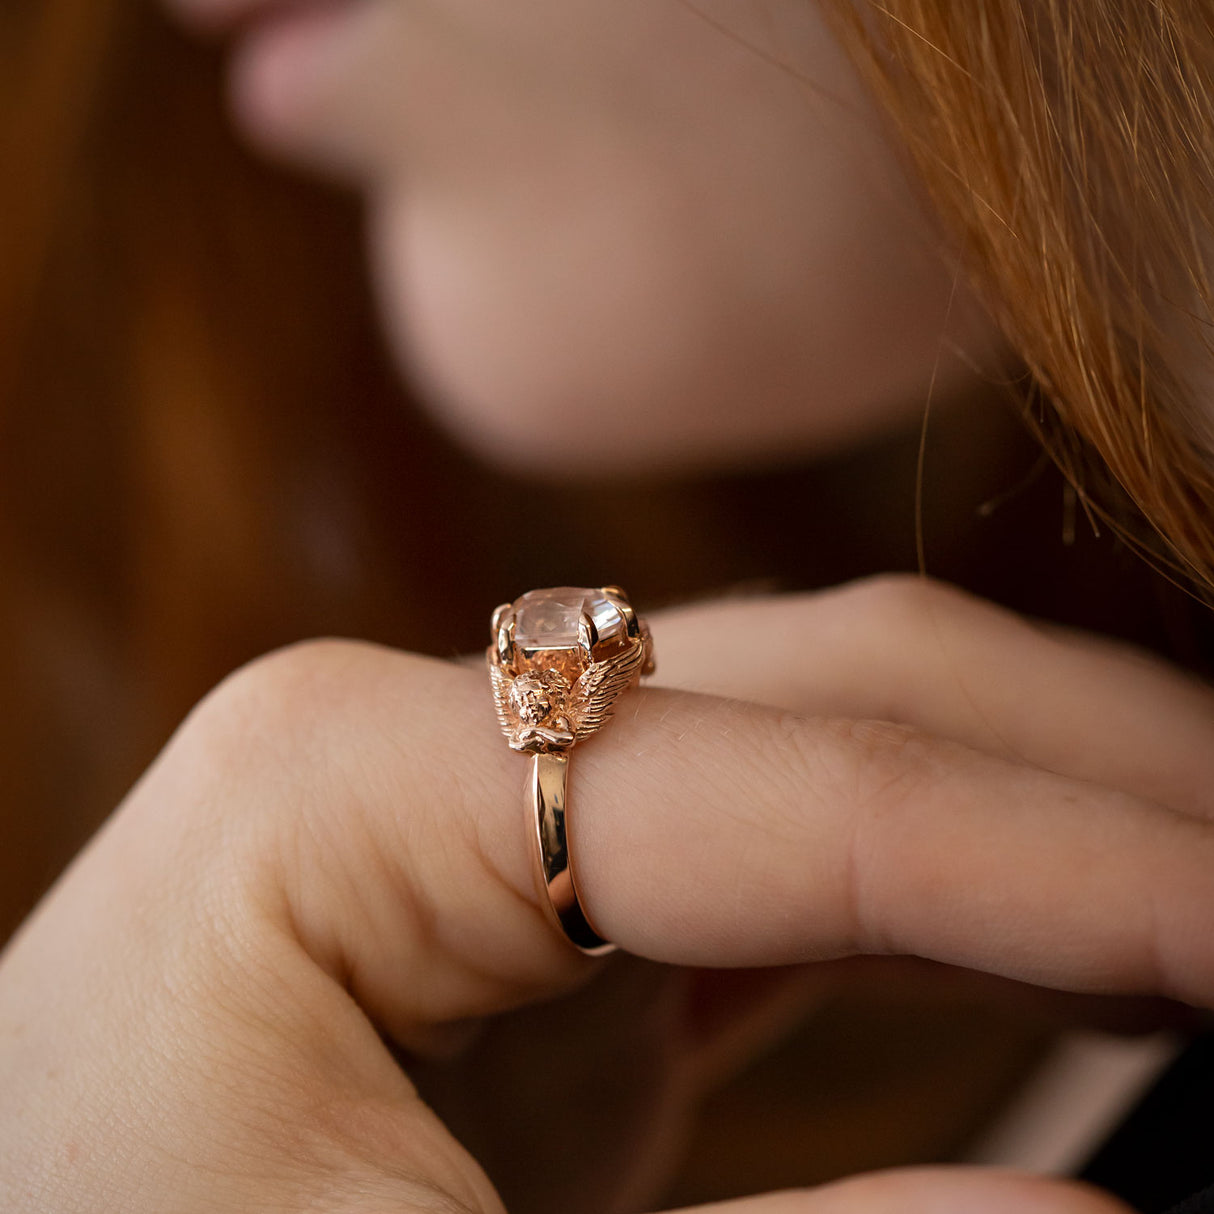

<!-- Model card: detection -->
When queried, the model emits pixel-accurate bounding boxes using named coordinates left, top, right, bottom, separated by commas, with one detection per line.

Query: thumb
left=668, top=1169, right=1132, bottom=1214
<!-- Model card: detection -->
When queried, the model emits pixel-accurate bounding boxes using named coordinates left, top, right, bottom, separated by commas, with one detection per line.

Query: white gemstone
left=514, top=587, right=620, bottom=650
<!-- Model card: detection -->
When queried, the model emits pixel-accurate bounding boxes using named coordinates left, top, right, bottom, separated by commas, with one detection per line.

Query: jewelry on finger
left=487, top=586, right=655, bottom=956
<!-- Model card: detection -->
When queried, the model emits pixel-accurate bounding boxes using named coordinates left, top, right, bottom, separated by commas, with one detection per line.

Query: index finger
left=194, top=644, right=1214, bottom=1043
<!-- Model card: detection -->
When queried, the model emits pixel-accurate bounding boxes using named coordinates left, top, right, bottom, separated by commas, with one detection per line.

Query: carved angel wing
left=569, top=641, right=645, bottom=740
left=488, top=655, right=516, bottom=741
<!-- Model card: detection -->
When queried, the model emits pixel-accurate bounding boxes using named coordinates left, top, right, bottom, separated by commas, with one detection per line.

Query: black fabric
left=1165, top=1184, right=1214, bottom=1214
left=1076, top=1034, right=1214, bottom=1213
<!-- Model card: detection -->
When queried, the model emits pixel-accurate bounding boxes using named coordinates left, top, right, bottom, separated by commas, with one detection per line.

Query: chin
left=405, top=362, right=682, bottom=482
left=367, top=211, right=1002, bottom=484
left=366, top=196, right=781, bottom=481
left=377, top=278, right=724, bottom=481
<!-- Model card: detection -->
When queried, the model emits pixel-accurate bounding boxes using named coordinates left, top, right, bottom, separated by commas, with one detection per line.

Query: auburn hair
left=828, top=0, right=1214, bottom=592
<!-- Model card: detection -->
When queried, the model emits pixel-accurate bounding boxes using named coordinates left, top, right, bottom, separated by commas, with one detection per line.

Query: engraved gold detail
left=488, top=586, right=654, bottom=755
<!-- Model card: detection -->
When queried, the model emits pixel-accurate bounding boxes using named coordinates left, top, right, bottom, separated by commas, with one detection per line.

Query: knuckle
left=805, top=718, right=948, bottom=951
left=198, top=638, right=373, bottom=734
left=814, top=716, right=940, bottom=804
left=184, top=639, right=428, bottom=772
left=780, top=714, right=938, bottom=829
left=833, top=572, right=974, bottom=632
left=135, top=639, right=441, bottom=885
left=847, top=720, right=955, bottom=826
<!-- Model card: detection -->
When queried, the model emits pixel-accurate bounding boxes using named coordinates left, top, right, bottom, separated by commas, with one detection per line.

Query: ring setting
left=488, top=586, right=654, bottom=954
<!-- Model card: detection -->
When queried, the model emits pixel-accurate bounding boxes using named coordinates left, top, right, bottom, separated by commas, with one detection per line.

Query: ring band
left=487, top=586, right=655, bottom=956
left=530, top=752, right=611, bottom=954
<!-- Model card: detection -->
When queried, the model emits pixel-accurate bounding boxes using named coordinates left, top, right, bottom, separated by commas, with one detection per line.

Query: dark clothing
left=1167, top=1187, right=1214, bottom=1214
left=1077, top=1034, right=1214, bottom=1213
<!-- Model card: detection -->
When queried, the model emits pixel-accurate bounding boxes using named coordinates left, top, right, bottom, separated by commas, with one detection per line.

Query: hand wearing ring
left=487, top=585, right=655, bottom=955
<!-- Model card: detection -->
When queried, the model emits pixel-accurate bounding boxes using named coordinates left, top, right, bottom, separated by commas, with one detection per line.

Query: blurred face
left=169, top=0, right=1001, bottom=475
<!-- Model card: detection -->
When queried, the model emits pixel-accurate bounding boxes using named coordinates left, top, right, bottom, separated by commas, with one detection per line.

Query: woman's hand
left=4, top=576, right=1214, bottom=1214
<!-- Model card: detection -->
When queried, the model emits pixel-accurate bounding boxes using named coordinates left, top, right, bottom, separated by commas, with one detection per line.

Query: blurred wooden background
left=3, top=0, right=1210, bottom=1201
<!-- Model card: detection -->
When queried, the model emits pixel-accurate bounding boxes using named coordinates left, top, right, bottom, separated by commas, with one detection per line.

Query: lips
left=166, top=0, right=352, bottom=38
left=166, top=0, right=384, bottom=169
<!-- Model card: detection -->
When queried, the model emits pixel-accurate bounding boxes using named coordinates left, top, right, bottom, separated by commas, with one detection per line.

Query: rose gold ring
left=488, top=586, right=655, bottom=956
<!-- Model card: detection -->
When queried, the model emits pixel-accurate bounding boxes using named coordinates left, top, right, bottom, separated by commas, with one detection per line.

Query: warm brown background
left=4, top=0, right=1211, bottom=1201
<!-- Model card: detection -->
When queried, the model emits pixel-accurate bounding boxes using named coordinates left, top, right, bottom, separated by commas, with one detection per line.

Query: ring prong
left=615, top=596, right=639, bottom=638
left=641, top=633, right=656, bottom=677
left=497, top=616, right=517, bottom=668
left=578, top=614, right=599, bottom=661
left=491, top=602, right=512, bottom=637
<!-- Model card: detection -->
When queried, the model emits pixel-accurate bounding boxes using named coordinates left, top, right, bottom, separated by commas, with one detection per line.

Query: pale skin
left=4, top=2, right=1214, bottom=1213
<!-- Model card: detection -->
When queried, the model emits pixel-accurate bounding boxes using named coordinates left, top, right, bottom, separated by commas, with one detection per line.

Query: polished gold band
left=529, top=752, right=614, bottom=955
